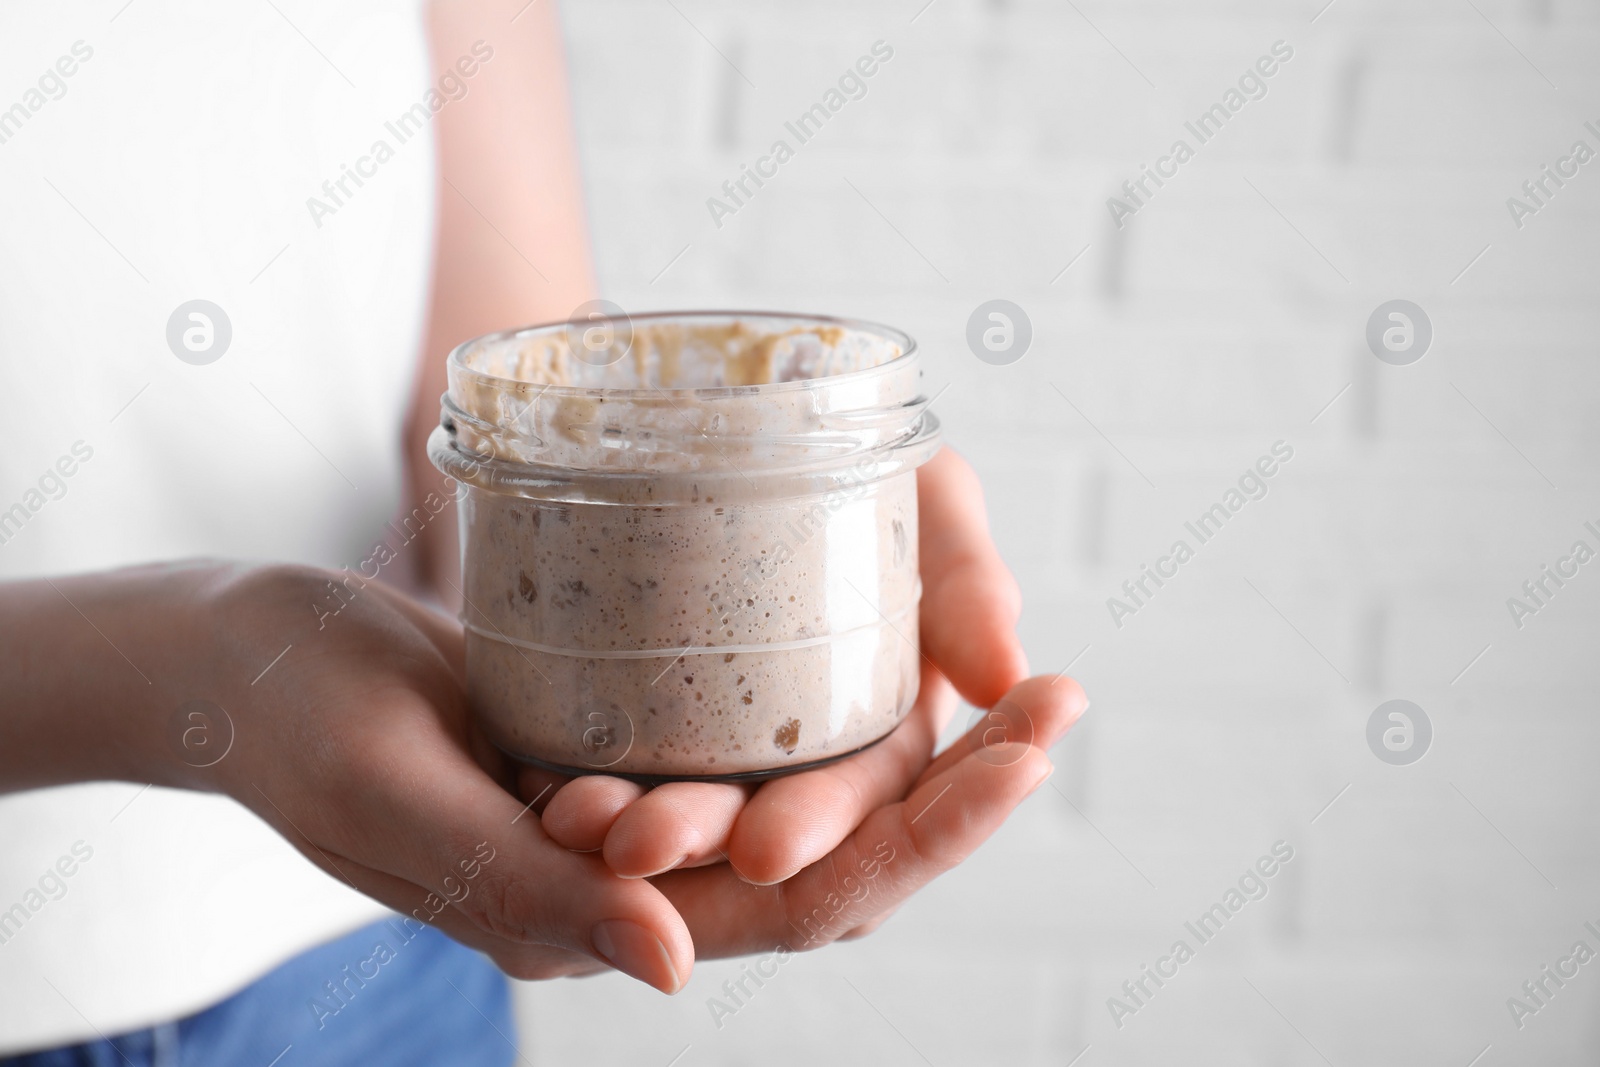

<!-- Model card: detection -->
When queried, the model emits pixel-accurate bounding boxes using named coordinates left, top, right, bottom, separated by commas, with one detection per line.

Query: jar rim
left=447, top=309, right=918, bottom=399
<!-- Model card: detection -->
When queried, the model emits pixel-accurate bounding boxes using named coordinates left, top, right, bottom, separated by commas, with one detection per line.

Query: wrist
left=0, top=561, right=240, bottom=795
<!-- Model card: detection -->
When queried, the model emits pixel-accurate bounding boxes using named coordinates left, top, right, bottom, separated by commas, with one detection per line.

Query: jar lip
left=447, top=309, right=919, bottom=399
left=429, top=408, right=942, bottom=503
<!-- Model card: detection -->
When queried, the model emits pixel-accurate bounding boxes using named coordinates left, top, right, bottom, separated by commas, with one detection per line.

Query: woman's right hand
left=0, top=562, right=692, bottom=993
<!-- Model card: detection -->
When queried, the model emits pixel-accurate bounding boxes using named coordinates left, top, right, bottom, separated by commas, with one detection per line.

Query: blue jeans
left=3, top=919, right=514, bottom=1066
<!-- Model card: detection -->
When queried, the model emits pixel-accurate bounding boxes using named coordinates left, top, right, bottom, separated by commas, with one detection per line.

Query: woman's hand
left=0, top=562, right=694, bottom=993
left=529, top=447, right=1076, bottom=892
left=657, top=672, right=1084, bottom=960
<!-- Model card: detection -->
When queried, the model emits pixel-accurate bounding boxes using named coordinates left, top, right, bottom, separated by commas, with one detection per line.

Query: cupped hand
left=571, top=671, right=1084, bottom=967
left=185, top=564, right=692, bottom=992
left=532, top=447, right=1047, bottom=887
left=661, top=672, right=1085, bottom=958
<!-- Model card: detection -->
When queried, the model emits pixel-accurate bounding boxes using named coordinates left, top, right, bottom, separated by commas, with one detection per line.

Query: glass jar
left=429, top=311, right=941, bottom=781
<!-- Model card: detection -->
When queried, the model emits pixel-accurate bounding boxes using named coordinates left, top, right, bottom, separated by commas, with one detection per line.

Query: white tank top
left=0, top=2, right=434, bottom=1051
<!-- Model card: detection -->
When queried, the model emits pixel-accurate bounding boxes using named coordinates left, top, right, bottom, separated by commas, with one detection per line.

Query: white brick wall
left=520, top=0, right=1600, bottom=1063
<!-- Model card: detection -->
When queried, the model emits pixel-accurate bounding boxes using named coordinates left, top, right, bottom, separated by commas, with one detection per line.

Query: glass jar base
left=497, top=726, right=899, bottom=786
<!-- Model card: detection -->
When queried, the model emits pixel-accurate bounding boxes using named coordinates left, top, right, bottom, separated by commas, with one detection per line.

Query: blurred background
left=5, top=0, right=1600, bottom=1064
left=548, top=1, right=1600, bottom=1064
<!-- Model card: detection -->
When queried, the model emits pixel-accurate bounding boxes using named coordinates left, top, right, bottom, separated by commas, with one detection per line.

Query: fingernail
left=618, top=853, right=687, bottom=880
left=733, top=864, right=789, bottom=887
left=742, top=874, right=787, bottom=887
left=591, top=920, right=681, bottom=994
left=1028, top=762, right=1055, bottom=794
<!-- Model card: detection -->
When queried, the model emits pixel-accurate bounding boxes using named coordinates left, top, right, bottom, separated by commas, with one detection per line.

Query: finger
left=265, top=689, right=694, bottom=993
left=725, top=661, right=955, bottom=886
left=292, top=839, right=604, bottom=982
left=602, top=781, right=755, bottom=877
left=541, top=774, right=645, bottom=852
left=780, top=746, right=1053, bottom=951
left=917, top=448, right=1030, bottom=708
left=837, top=905, right=901, bottom=942
left=653, top=740, right=1054, bottom=959
left=916, top=672, right=1088, bottom=792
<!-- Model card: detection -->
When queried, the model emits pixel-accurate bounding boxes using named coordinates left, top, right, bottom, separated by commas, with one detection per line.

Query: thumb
left=917, top=448, right=1030, bottom=707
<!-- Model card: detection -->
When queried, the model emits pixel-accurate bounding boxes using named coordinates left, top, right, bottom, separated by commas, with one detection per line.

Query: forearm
left=0, top=564, right=225, bottom=794
left=400, top=0, right=599, bottom=608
